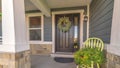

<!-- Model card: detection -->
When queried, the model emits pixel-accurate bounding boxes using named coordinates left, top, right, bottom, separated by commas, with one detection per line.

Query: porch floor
left=31, top=55, right=76, bottom=68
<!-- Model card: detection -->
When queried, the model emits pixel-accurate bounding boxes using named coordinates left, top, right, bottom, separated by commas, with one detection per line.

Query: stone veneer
left=100, top=50, right=107, bottom=68
left=30, top=44, right=52, bottom=55
left=0, top=50, right=30, bottom=68
left=107, top=52, right=120, bottom=68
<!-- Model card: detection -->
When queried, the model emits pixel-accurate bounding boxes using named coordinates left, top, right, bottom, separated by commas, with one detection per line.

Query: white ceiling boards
left=46, top=0, right=92, bottom=8
left=24, top=0, right=92, bottom=11
left=0, top=0, right=92, bottom=11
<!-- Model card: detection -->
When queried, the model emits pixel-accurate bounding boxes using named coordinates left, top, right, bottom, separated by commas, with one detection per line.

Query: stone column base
left=107, top=52, right=120, bottom=68
left=0, top=50, right=30, bottom=68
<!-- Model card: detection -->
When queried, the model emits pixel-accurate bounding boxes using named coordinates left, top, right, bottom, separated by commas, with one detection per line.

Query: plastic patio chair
left=82, top=37, right=104, bottom=68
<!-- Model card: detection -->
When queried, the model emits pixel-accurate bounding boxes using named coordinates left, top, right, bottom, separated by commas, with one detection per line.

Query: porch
left=0, top=0, right=120, bottom=68
left=31, top=55, right=76, bottom=68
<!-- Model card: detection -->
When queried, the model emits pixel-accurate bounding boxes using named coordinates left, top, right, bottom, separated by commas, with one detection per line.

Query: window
left=27, top=14, right=43, bottom=42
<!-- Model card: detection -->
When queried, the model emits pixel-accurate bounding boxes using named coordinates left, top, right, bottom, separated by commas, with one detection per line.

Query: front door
left=55, top=13, right=80, bottom=52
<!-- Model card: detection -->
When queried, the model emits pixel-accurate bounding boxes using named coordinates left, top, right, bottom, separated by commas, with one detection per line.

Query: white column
left=0, top=0, right=29, bottom=52
left=107, top=0, right=120, bottom=55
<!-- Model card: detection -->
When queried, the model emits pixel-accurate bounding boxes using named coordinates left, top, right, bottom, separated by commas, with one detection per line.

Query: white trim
left=80, top=12, right=84, bottom=48
left=52, top=10, right=84, bottom=14
left=52, top=14, right=55, bottom=53
left=87, top=5, right=90, bottom=38
left=29, top=28, right=41, bottom=30
left=52, top=10, right=84, bottom=53
left=26, top=13, right=46, bottom=44
left=29, top=41, right=52, bottom=44
left=26, top=13, right=43, bottom=17
left=107, top=44, right=120, bottom=56
left=51, top=54, right=74, bottom=58
left=41, top=15, right=44, bottom=42
left=107, top=0, right=120, bottom=56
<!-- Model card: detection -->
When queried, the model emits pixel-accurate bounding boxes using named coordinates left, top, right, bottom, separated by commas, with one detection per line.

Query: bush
left=74, top=47, right=105, bottom=67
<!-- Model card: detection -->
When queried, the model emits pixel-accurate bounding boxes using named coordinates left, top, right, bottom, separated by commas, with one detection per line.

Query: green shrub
left=74, top=47, right=105, bottom=67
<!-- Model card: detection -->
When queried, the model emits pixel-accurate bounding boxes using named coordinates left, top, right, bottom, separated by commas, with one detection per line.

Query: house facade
left=0, top=0, right=119, bottom=68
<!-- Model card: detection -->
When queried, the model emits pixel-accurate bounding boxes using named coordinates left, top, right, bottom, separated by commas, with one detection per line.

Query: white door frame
left=52, top=10, right=84, bottom=53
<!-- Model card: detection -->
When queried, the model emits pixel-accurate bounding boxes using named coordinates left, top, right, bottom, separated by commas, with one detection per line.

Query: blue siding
left=26, top=6, right=88, bottom=42
left=44, top=6, right=87, bottom=42
left=83, top=22, right=87, bottom=42
left=44, top=16, right=52, bottom=41
left=89, top=0, right=114, bottom=43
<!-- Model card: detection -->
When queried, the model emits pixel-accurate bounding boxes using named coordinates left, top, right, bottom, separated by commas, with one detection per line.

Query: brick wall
left=0, top=50, right=30, bottom=68
left=107, top=52, right=120, bottom=68
left=30, top=44, right=52, bottom=55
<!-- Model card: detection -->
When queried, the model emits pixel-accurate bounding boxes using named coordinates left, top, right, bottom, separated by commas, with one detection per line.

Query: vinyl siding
left=43, top=6, right=87, bottom=42
left=89, top=0, right=114, bottom=43
left=83, top=22, right=87, bottom=42
left=0, top=6, right=87, bottom=43
left=44, top=16, right=52, bottom=41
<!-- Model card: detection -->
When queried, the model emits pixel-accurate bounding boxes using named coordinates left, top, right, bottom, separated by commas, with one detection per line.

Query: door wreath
left=57, top=16, right=71, bottom=32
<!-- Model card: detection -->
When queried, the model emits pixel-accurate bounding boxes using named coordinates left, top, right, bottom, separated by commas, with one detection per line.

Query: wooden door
left=55, top=13, right=80, bottom=52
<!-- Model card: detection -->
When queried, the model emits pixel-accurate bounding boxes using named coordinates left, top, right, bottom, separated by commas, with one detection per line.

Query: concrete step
left=51, top=52, right=74, bottom=58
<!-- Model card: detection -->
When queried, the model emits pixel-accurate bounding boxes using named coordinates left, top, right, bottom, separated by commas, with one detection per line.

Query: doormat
left=54, top=57, right=74, bottom=63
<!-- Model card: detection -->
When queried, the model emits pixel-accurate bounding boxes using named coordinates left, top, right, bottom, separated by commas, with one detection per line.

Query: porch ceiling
left=24, top=0, right=92, bottom=11
left=0, top=0, right=92, bottom=16
left=46, top=0, right=92, bottom=8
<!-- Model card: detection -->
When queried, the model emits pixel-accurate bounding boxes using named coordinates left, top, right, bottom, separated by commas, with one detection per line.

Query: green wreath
left=57, top=16, right=71, bottom=32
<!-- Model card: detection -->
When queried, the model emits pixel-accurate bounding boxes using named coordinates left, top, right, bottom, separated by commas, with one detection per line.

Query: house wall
left=83, top=22, right=87, bottom=42
left=0, top=6, right=88, bottom=55
left=89, top=0, right=120, bottom=68
left=44, top=16, right=52, bottom=41
left=107, top=0, right=120, bottom=68
left=29, top=6, right=87, bottom=55
left=89, top=0, right=114, bottom=43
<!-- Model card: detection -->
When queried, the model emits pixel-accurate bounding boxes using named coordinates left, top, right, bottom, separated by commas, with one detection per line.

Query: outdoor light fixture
left=84, top=15, right=88, bottom=22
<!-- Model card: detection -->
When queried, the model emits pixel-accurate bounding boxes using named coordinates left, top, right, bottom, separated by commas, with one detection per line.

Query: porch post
left=107, top=1, right=120, bottom=68
left=0, top=0, right=31, bottom=68
left=107, top=0, right=120, bottom=55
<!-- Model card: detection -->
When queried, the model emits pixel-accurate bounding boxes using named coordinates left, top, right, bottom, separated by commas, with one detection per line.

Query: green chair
left=83, top=37, right=104, bottom=68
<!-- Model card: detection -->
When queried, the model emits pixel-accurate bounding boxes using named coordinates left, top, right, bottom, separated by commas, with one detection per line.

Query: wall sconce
left=84, top=15, right=88, bottom=22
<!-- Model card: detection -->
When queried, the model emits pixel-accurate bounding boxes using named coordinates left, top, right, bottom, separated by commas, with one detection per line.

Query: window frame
left=26, top=13, right=44, bottom=44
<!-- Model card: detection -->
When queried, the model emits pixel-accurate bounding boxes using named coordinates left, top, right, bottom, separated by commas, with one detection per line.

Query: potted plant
left=73, top=42, right=79, bottom=52
left=74, top=47, right=105, bottom=68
